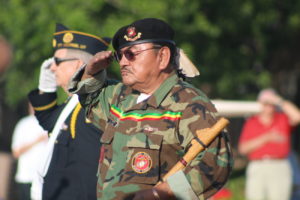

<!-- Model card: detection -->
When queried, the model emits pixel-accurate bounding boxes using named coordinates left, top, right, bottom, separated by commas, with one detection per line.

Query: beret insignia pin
left=124, top=26, right=142, bottom=41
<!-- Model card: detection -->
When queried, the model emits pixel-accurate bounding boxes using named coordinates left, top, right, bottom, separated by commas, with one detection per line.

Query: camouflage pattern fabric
left=71, top=71, right=233, bottom=200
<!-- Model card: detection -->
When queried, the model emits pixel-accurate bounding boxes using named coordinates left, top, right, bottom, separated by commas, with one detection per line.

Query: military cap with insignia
left=112, top=18, right=200, bottom=78
left=112, top=18, right=175, bottom=51
left=53, top=23, right=110, bottom=55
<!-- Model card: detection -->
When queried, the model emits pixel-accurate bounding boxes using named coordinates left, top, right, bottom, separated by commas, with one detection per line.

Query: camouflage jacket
left=69, top=70, right=233, bottom=200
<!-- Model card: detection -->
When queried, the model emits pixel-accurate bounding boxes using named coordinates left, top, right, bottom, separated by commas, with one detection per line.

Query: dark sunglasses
left=54, top=57, right=78, bottom=66
left=113, top=46, right=161, bottom=62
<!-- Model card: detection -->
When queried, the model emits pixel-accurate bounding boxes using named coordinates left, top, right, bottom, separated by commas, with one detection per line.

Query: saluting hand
left=38, top=57, right=57, bottom=93
left=85, top=51, right=113, bottom=76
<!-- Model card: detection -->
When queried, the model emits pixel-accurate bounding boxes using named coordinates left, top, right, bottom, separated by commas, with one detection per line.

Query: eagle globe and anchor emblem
left=131, top=152, right=152, bottom=174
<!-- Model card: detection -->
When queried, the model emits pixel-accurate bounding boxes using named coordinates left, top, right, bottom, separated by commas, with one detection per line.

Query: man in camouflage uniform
left=69, top=18, right=233, bottom=200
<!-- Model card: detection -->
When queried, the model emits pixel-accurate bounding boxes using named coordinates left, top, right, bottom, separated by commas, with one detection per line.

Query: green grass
left=223, top=169, right=246, bottom=200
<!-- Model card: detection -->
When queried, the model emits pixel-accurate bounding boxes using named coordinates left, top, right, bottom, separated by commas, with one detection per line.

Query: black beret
left=52, top=23, right=110, bottom=55
left=112, top=18, right=175, bottom=50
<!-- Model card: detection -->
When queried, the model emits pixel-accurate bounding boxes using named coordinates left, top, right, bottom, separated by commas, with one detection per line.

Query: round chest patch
left=132, top=152, right=152, bottom=174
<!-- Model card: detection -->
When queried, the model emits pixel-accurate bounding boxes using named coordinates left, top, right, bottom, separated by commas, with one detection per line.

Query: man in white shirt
left=11, top=102, right=48, bottom=200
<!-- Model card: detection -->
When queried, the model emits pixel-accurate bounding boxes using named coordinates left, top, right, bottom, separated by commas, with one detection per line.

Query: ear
left=158, top=46, right=171, bottom=70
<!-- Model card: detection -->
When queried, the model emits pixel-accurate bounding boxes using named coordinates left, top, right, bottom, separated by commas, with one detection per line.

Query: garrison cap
left=53, top=23, right=110, bottom=55
left=112, top=18, right=175, bottom=50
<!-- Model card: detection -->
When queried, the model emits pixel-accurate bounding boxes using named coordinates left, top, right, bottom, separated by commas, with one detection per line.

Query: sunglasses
left=113, top=46, right=161, bottom=62
left=54, top=57, right=78, bottom=66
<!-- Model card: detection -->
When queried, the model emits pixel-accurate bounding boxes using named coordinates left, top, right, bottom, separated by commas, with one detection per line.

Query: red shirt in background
left=239, top=112, right=291, bottom=160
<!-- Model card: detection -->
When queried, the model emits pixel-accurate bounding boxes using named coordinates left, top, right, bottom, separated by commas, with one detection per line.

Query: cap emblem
left=131, top=152, right=152, bottom=174
left=124, top=27, right=142, bottom=41
left=63, top=32, right=74, bottom=43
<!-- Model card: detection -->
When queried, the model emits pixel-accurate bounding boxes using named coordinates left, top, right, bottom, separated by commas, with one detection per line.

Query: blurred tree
left=0, top=0, right=299, bottom=108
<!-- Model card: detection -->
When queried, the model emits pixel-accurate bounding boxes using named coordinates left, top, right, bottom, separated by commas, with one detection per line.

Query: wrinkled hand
left=85, top=51, right=113, bottom=76
left=266, top=130, right=286, bottom=143
left=38, top=57, right=56, bottom=92
left=133, top=189, right=157, bottom=200
left=133, top=184, right=176, bottom=200
left=259, top=89, right=283, bottom=105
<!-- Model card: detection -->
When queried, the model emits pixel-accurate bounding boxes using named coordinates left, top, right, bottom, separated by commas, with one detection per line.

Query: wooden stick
left=161, top=117, right=230, bottom=182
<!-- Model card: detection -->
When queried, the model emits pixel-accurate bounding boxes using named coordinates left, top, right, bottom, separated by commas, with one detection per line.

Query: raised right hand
left=266, top=130, right=286, bottom=143
left=38, top=57, right=57, bottom=92
left=85, top=51, right=113, bottom=75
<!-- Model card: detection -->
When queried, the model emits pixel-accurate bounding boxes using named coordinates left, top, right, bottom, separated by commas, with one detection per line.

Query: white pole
left=212, top=100, right=261, bottom=117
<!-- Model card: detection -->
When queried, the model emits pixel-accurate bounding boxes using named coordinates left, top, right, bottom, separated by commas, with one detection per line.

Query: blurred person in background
left=28, top=24, right=110, bottom=200
left=238, top=88, right=300, bottom=200
left=288, top=150, right=300, bottom=200
left=11, top=102, right=48, bottom=200
left=0, top=36, right=12, bottom=75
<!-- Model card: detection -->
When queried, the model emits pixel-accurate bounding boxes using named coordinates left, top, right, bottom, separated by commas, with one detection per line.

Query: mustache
left=121, top=67, right=132, bottom=74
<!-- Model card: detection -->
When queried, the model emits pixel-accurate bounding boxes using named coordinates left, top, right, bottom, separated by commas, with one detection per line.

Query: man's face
left=117, top=43, right=162, bottom=93
left=260, top=101, right=276, bottom=116
left=50, top=49, right=80, bottom=91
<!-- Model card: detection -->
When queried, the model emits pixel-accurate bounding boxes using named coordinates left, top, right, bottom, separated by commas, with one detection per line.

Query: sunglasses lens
left=115, top=48, right=154, bottom=62
left=53, top=57, right=78, bottom=65
left=124, top=50, right=135, bottom=61
left=114, top=50, right=134, bottom=62
left=54, top=57, right=59, bottom=65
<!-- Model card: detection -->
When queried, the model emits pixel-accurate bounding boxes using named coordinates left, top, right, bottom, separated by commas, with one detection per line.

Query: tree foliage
left=1, top=0, right=300, bottom=108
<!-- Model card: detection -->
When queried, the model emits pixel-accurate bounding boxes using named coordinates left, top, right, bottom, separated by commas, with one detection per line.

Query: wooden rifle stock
left=160, top=117, right=230, bottom=182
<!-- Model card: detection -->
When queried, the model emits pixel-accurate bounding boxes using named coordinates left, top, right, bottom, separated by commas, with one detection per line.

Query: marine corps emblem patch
left=63, top=32, right=74, bottom=43
left=132, top=152, right=152, bottom=174
left=124, top=26, right=142, bottom=41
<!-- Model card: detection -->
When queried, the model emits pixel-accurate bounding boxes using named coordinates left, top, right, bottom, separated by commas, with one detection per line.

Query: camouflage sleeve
left=177, top=95, right=233, bottom=199
left=68, top=67, right=107, bottom=96
left=86, top=81, right=123, bottom=129
left=68, top=66, right=125, bottom=131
